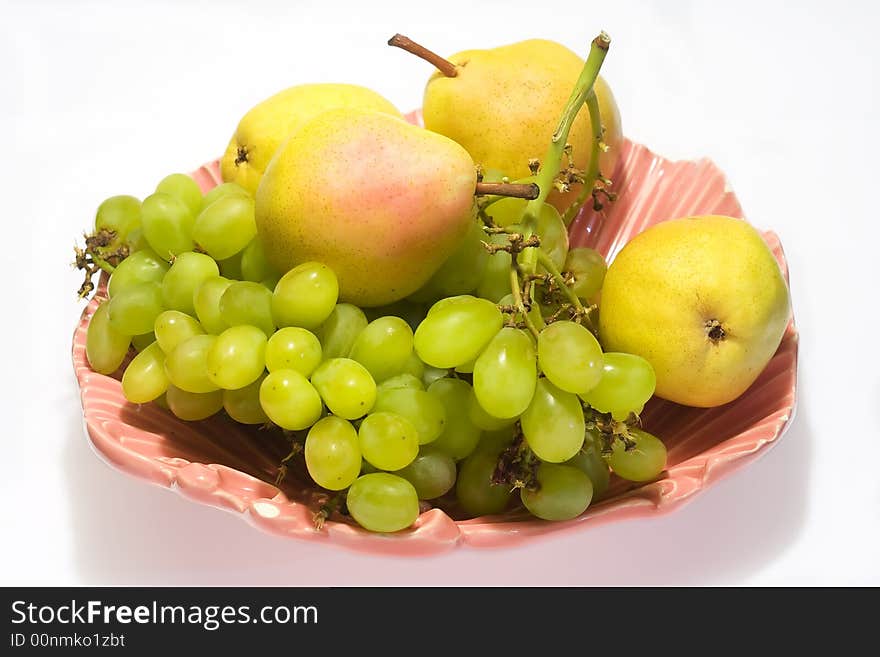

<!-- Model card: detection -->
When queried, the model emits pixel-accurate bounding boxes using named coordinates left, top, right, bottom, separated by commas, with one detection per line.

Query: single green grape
left=456, top=447, right=510, bottom=517
left=259, top=369, right=323, bottom=430
left=346, top=473, right=419, bottom=533
left=472, top=327, right=537, bottom=419
left=566, top=428, right=610, bottom=497
left=154, top=310, right=205, bottom=354
left=304, top=415, right=361, bottom=491
left=121, top=341, right=168, bottom=404
left=475, top=233, right=512, bottom=303
left=161, top=251, right=219, bottom=316
left=192, top=194, right=256, bottom=260
left=521, top=463, right=593, bottom=521
left=140, top=192, right=195, bottom=260
left=155, top=173, right=202, bottom=217
left=358, top=411, right=419, bottom=471
left=372, top=387, right=446, bottom=445
left=130, top=332, right=156, bottom=352
left=265, top=327, right=322, bottom=376
left=206, top=325, right=267, bottom=390
left=165, top=385, right=223, bottom=421
left=95, top=195, right=141, bottom=246
left=468, top=389, right=517, bottom=431
left=397, top=448, right=457, bottom=499
left=86, top=300, right=131, bottom=374
left=164, top=334, right=218, bottom=393
left=579, top=352, right=657, bottom=420
left=310, top=358, right=376, bottom=420
left=564, top=247, right=607, bottom=300
left=537, top=320, right=603, bottom=394
left=201, top=181, right=249, bottom=210
left=240, top=238, right=279, bottom=283
left=411, top=218, right=488, bottom=301
left=316, top=303, right=368, bottom=361
left=220, top=281, right=275, bottom=337
left=348, top=316, right=413, bottom=382
left=272, top=262, right=339, bottom=329
left=426, top=378, right=482, bottom=460
left=107, top=281, right=164, bottom=336
left=521, top=378, right=585, bottom=463
left=413, top=295, right=503, bottom=368
left=223, top=374, right=269, bottom=424
left=107, top=248, right=168, bottom=298
left=604, top=428, right=667, bottom=482
left=193, top=276, right=233, bottom=335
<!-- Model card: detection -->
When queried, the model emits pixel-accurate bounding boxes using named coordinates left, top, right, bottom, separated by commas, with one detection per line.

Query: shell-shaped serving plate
left=72, top=112, right=798, bottom=555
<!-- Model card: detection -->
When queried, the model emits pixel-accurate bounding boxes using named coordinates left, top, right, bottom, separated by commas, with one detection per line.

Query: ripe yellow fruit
left=423, top=39, right=621, bottom=214
left=255, top=109, right=478, bottom=307
left=221, top=84, right=400, bottom=196
left=598, top=215, right=791, bottom=407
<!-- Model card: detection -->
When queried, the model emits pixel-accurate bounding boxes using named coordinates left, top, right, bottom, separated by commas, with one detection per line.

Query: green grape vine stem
left=562, top=91, right=606, bottom=224
left=535, top=249, right=586, bottom=315
left=520, top=31, right=610, bottom=243
left=508, top=32, right=610, bottom=333
left=508, top=267, right=542, bottom=338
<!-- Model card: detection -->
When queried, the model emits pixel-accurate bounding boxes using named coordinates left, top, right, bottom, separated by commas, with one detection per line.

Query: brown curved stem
left=475, top=181, right=540, bottom=200
left=387, top=34, right=458, bottom=77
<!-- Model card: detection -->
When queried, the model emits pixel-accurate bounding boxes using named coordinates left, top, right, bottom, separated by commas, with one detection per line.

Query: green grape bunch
left=81, top=169, right=667, bottom=533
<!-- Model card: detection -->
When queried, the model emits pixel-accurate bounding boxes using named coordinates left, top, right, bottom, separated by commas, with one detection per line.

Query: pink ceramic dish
left=72, top=113, right=798, bottom=556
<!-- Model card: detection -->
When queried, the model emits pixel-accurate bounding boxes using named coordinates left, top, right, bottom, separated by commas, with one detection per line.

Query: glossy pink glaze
left=72, top=110, right=798, bottom=555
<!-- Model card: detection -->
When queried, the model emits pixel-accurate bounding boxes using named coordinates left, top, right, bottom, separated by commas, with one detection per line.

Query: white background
left=1, top=0, right=878, bottom=585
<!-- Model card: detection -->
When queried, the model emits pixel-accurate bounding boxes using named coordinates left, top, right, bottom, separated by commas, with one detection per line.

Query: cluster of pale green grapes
left=83, top=172, right=667, bottom=534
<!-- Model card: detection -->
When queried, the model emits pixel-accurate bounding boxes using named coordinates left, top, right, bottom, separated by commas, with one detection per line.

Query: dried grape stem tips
left=474, top=181, right=540, bottom=200
left=387, top=33, right=458, bottom=78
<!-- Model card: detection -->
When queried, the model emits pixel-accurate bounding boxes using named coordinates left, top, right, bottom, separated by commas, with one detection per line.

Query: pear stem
left=520, top=32, right=610, bottom=272
left=562, top=90, right=604, bottom=224
left=387, top=34, right=458, bottom=78
left=475, top=181, right=540, bottom=200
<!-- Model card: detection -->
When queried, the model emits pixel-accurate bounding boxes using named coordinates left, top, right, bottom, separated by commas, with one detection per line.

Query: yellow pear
left=421, top=39, right=622, bottom=214
left=598, top=216, right=791, bottom=408
left=255, top=109, right=478, bottom=307
left=221, top=84, right=401, bottom=196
